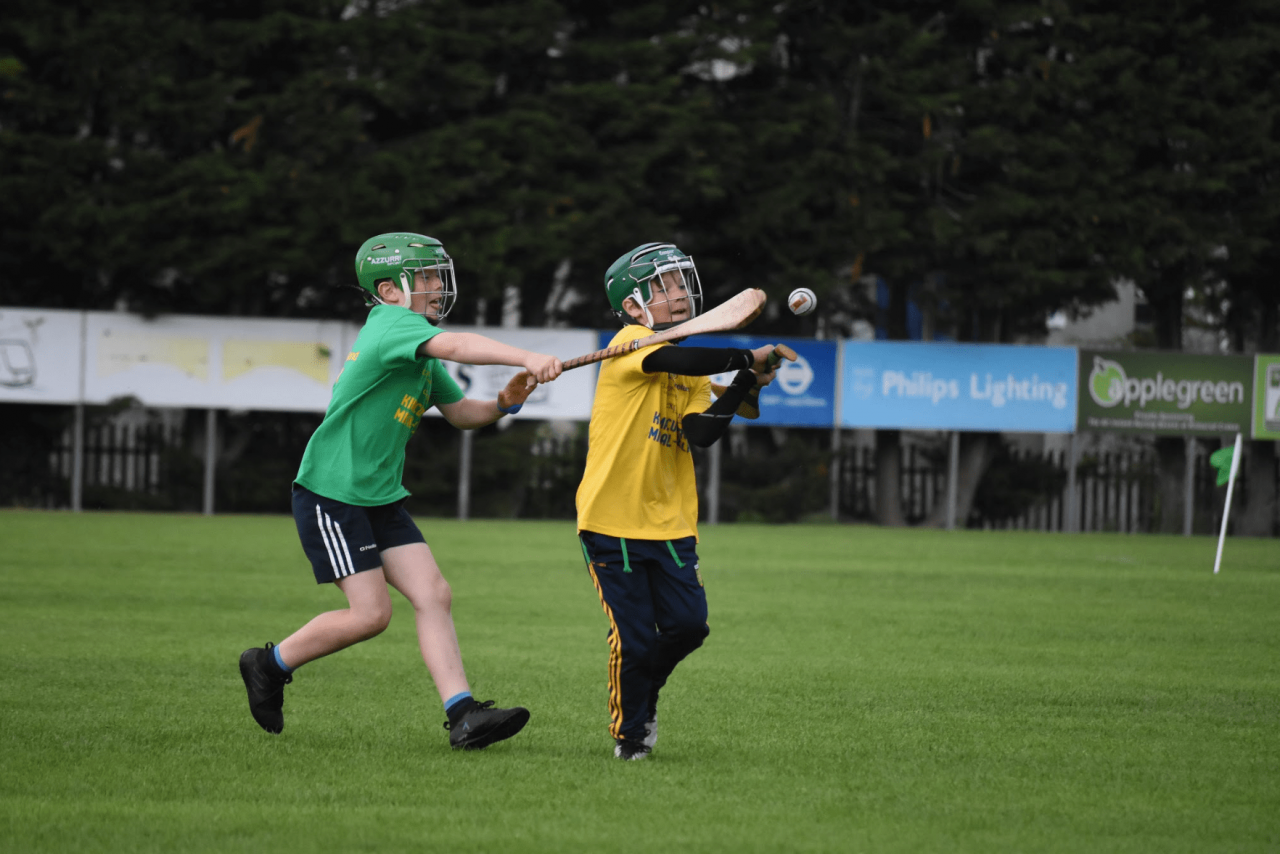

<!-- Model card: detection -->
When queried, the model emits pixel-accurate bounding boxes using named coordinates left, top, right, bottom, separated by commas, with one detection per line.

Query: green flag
left=1210, top=446, right=1235, bottom=486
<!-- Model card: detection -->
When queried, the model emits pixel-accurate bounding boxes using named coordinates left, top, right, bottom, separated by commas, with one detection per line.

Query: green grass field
left=1, top=510, right=1277, bottom=853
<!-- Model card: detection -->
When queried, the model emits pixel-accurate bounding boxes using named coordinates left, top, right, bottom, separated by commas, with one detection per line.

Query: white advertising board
left=0, top=308, right=85, bottom=404
left=0, top=307, right=598, bottom=418
left=84, top=313, right=351, bottom=411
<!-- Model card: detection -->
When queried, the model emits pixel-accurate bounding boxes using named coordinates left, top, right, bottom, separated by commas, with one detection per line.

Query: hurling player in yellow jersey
left=238, top=233, right=562, bottom=751
left=577, top=243, right=777, bottom=760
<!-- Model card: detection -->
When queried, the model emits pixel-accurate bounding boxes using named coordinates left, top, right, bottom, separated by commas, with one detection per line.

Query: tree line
left=2, top=1, right=1277, bottom=528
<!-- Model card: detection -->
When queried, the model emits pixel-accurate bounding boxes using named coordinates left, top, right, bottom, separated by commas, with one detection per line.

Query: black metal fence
left=48, top=421, right=178, bottom=508
left=9, top=403, right=1276, bottom=535
left=831, top=442, right=1274, bottom=535
left=834, top=445, right=950, bottom=525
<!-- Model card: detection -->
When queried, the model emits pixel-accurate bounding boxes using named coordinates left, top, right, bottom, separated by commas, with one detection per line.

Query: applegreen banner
left=1078, top=350, right=1253, bottom=436
left=1255, top=354, right=1280, bottom=440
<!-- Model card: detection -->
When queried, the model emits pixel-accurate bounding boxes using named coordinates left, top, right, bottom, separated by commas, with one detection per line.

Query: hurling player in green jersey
left=239, top=233, right=561, bottom=751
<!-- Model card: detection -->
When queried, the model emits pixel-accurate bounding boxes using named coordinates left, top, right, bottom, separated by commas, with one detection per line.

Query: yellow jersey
left=576, top=324, right=711, bottom=540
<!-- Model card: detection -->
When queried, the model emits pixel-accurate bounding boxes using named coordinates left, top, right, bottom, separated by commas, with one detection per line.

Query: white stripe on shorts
left=315, top=505, right=351, bottom=579
left=330, top=519, right=354, bottom=577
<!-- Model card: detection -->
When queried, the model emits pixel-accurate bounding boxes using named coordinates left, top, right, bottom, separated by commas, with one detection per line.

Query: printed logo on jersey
left=393, top=393, right=425, bottom=428
left=648, top=410, right=689, bottom=452
left=393, top=380, right=432, bottom=432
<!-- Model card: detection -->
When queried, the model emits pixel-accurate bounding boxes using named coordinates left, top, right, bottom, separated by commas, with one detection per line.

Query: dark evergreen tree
left=1055, top=0, right=1280, bottom=531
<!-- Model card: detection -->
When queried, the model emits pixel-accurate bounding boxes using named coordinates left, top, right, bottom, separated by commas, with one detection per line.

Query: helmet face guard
left=354, top=233, right=458, bottom=323
left=604, top=243, right=703, bottom=329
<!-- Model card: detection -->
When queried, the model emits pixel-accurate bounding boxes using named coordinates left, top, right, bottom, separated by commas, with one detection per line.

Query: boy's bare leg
left=275, top=570, right=393, bottom=668
left=380, top=543, right=469, bottom=702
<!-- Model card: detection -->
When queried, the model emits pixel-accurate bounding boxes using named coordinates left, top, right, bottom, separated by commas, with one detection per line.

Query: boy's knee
left=666, top=621, right=710, bottom=650
left=435, top=578, right=453, bottom=610
left=357, top=601, right=393, bottom=638
left=418, top=576, right=452, bottom=613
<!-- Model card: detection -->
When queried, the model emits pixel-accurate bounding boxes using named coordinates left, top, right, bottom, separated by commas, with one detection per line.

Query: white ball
left=788, top=287, right=817, bottom=316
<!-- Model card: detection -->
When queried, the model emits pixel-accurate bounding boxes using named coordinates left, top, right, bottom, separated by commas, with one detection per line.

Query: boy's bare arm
left=437, top=371, right=537, bottom=430
left=419, top=332, right=562, bottom=383
left=436, top=398, right=502, bottom=429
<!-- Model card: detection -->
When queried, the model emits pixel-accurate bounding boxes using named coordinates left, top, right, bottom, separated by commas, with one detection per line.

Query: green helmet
left=353, top=233, right=458, bottom=322
left=604, top=242, right=703, bottom=328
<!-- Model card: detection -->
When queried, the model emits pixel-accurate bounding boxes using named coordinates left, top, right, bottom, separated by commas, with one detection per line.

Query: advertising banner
left=839, top=341, right=1077, bottom=432
left=1078, top=349, right=1253, bottom=436
left=1253, top=354, right=1280, bottom=440
left=84, top=313, right=350, bottom=411
left=432, top=327, right=599, bottom=421
left=0, top=307, right=599, bottom=417
left=685, top=334, right=838, bottom=428
left=0, top=307, right=85, bottom=404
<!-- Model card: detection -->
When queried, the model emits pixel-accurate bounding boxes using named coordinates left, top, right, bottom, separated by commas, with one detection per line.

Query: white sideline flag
left=1212, top=432, right=1243, bottom=575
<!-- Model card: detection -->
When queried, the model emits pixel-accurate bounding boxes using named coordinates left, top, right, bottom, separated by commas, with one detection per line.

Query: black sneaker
left=443, top=700, right=530, bottom=750
left=238, top=643, right=292, bottom=734
left=614, top=738, right=652, bottom=761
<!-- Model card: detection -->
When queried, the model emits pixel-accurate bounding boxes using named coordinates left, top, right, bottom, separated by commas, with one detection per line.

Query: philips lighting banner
left=840, top=341, right=1077, bottom=433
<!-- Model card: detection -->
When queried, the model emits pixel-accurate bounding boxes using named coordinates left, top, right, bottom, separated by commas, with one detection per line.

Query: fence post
left=457, top=429, right=473, bottom=521
left=73, top=311, right=87, bottom=512
left=71, top=403, right=85, bottom=512
left=1105, top=452, right=1113, bottom=532
left=1183, top=437, right=1195, bottom=537
left=203, top=409, right=217, bottom=516
left=1065, top=433, right=1078, bottom=533
left=828, top=427, right=840, bottom=521
left=945, top=430, right=959, bottom=530
left=1083, top=451, right=1093, bottom=533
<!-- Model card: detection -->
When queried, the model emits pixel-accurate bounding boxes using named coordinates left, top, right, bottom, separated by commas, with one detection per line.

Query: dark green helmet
left=603, top=242, right=703, bottom=327
left=354, top=233, right=458, bottom=321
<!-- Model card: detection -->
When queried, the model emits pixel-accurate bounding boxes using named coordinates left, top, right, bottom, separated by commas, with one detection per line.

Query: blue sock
left=272, top=644, right=294, bottom=674
left=445, top=691, right=473, bottom=722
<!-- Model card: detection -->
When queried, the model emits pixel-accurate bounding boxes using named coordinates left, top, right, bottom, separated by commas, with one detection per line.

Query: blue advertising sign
left=594, top=329, right=838, bottom=427
left=840, top=341, right=1077, bottom=433
left=686, top=334, right=838, bottom=427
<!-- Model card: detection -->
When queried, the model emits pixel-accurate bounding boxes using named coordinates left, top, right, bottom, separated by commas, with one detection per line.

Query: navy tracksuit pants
left=579, top=531, right=710, bottom=744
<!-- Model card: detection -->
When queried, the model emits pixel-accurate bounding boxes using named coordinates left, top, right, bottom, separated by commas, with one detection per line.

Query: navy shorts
left=291, top=483, right=425, bottom=584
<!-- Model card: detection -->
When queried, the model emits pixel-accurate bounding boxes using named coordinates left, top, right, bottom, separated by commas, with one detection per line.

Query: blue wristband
left=497, top=401, right=522, bottom=415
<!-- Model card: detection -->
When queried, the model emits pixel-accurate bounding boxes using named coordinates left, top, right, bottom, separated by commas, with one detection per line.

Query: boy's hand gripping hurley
left=561, top=288, right=767, bottom=372
left=710, top=343, right=798, bottom=419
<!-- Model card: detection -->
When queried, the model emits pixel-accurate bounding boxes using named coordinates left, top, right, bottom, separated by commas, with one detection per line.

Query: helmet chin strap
left=399, top=271, right=413, bottom=305
left=630, top=287, right=655, bottom=327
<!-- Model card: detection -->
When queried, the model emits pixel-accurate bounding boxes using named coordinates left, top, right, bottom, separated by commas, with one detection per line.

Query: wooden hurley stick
left=561, top=288, right=767, bottom=371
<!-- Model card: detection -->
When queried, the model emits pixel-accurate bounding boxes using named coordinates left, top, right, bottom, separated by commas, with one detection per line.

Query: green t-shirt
left=296, top=305, right=465, bottom=506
